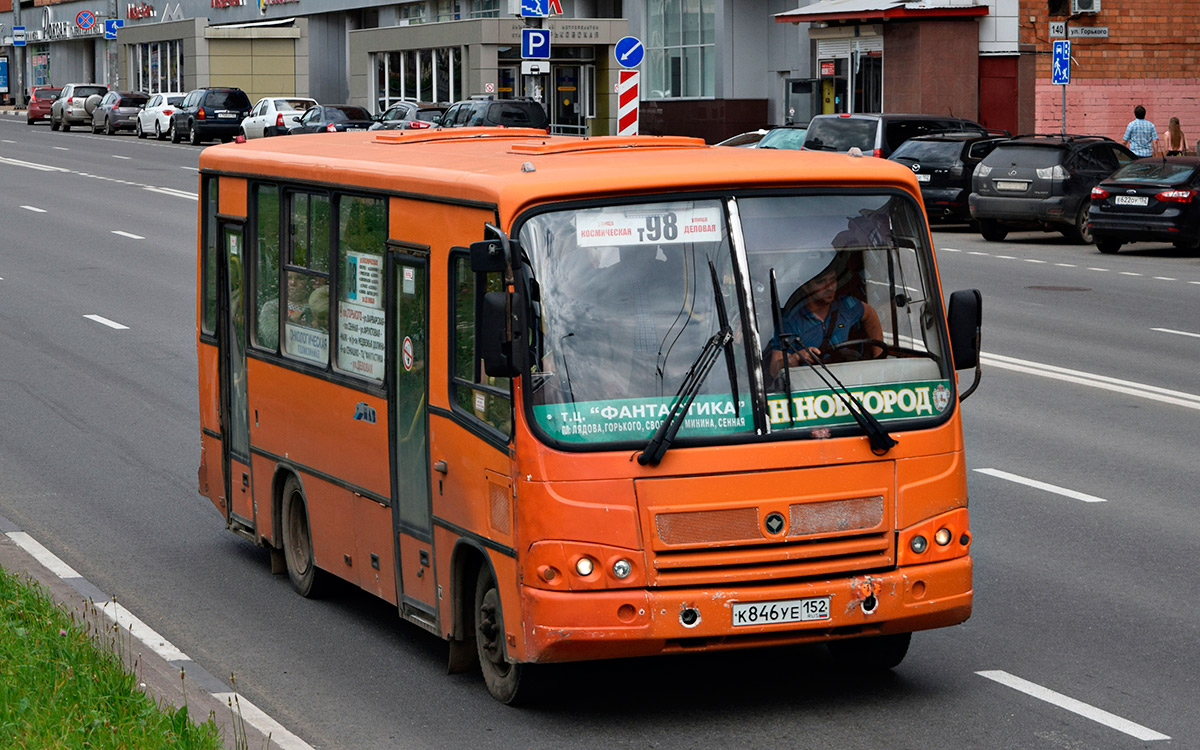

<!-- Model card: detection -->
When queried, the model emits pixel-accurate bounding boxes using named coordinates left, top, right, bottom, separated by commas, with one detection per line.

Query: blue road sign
left=522, top=27, right=550, bottom=60
left=614, top=36, right=644, bottom=68
left=521, top=0, right=548, bottom=17
left=13, top=26, right=25, bottom=46
left=1052, top=40, right=1071, bottom=85
left=104, top=19, right=124, bottom=40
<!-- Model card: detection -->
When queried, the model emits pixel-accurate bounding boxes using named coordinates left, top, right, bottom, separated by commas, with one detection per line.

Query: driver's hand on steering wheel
left=786, top=347, right=823, bottom=367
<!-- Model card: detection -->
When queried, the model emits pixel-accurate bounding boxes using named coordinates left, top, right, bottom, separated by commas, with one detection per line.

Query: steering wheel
left=825, top=338, right=889, bottom=362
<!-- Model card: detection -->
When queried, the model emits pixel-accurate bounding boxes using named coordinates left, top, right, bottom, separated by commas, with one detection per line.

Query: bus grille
left=650, top=496, right=892, bottom=587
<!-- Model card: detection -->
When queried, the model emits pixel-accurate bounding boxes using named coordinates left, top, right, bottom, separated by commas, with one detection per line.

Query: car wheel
left=61, top=119, right=71, bottom=132
left=828, top=632, right=912, bottom=671
left=91, top=118, right=100, bottom=134
left=1065, top=201, right=1093, bottom=244
left=1096, top=240, right=1122, bottom=254
left=155, top=121, right=165, bottom=141
left=105, top=117, right=115, bottom=136
left=136, top=119, right=146, bottom=139
left=978, top=219, right=1008, bottom=242
left=51, top=115, right=60, bottom=131
left=26, top=117, right=34, bottom=125
left=1172, top=237, right=1200, bottom=251
left=189, top=123, right=201, bottom=146
left=170, top=121, right=182, bottom=143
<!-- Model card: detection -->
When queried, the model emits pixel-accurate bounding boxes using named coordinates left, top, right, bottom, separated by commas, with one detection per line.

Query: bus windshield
left=520, top=192, right=954, bottom=448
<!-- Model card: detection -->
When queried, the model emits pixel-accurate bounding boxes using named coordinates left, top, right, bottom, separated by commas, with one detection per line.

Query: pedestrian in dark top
left=1123, top=105, right=1160, bottom=158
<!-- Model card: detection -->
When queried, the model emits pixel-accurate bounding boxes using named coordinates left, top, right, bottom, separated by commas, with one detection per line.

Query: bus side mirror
left=947, top=289, right=983, bottom=400
left=479, top=291, right=522, bottom=378
left=470, top=239, right=507, bottom=273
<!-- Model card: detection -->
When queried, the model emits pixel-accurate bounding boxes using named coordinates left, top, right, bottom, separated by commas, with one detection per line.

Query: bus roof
left=197, top=129, right=922, bottom=213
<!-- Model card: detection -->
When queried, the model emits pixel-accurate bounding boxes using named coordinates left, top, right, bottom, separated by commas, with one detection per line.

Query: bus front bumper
left=517, top=556, right=971, bottom=663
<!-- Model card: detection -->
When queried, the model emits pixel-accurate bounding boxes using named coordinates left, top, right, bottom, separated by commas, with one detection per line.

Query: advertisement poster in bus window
left=337, top=250, right=385, bottom=379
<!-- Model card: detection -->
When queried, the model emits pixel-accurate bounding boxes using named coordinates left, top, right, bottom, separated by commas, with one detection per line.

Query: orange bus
left=196, top=129, right=983, bottom=703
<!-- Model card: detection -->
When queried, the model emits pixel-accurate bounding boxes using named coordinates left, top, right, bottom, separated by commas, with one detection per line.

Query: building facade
left=1, top=0, right=1192, bottom=143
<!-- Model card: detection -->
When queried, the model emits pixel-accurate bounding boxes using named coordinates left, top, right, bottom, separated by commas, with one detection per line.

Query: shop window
left=645, top=0, right=715, bottom=99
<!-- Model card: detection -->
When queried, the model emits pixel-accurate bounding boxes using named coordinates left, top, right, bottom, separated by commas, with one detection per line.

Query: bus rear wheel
left=282, top=476, right=328, bottom=598
left=827, top=632, right=912, bottom=671
left=474, top=567, right=531, bottom=704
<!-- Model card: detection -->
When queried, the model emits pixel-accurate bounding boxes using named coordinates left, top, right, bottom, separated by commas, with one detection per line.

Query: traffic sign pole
left=1052, top=39, right=1071, bottom=135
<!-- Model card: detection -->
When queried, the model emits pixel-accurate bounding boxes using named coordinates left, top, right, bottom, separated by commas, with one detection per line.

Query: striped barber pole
left=617, top=70, right=640, bottom=136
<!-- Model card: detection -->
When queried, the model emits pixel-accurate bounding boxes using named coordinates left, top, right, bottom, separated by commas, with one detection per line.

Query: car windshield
left=209, top=91, right=250, bottom=109
left=278, top=99, right=314, bottom=112
left=487, top=102, right=547, bottom=128
left=329, top=106, right=370, bottom=121
left=803, top=118, right=876, bottom=153
left=519, top=193, right=952, bottom=448
left=983, top=145, right=1063, bottom=169
left=1108, top=161, right=1196, bottom=185
left=757, top=128, right=807, bottom=150
left=890, top=140, right=962, bottom=166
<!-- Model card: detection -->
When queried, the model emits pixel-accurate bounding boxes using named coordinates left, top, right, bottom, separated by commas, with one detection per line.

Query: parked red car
left=26, top=86, right=62, bottom=125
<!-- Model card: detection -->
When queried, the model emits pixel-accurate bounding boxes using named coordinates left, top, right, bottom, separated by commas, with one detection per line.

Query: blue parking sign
left=1052, top=40, right=1070, bottom=85
left=522, top=28, right=550, bottom=60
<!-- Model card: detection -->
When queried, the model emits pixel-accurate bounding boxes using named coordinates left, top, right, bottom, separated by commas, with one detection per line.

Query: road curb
left=0, top=511, right=308, bottom=750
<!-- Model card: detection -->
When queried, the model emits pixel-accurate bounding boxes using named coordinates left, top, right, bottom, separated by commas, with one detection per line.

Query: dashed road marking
left=20, top=205, right=47, bottom=212
left=83, top=314, right=129, bottom=330
left=112, top=230, right=145, bottom=240
left=974, top=468, right=1106, bottom=503
left=1152, top=327, right=1200, bottom=339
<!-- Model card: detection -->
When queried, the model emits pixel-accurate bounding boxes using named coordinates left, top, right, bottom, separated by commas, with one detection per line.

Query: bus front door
left=217, top=222, right=254, bottom=529
left=390, top=255, right=436, bottom=620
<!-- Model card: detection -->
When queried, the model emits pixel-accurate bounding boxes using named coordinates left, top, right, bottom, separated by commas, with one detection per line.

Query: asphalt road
left=1, top=118, right=1196, bottom=749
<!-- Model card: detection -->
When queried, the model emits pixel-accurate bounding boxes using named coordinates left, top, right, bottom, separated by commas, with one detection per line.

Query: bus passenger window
left=253, top=184, right=281, bottom=350
left=201, top=176, right=219, bottom=334
left=451, top=255, right=511, bottom=435
left=335, top=195, right=386, bottom=381
left=282, top=191, right=331, bottom=365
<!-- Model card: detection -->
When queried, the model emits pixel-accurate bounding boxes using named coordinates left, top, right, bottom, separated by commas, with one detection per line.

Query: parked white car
left=136, top=91, right=187, bottom=140
left=241, top=97, right=318, bottom=139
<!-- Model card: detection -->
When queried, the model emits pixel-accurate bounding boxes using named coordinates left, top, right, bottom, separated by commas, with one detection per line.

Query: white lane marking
left=974, top=468, right=1106, bottom=503
left=1023, top=258, right=1047, bottom=264
left=994, top=254, right=1016, bottom=259
left=180, top=166, right=198, bottom=172
left=83, top=314, right=129, bottom=330
left=981, top=351, right=1200, bottom=411
left=212, top=693, right=315, bottom=750
left=20, top=205, right=47, bottom=213
left=967, top=251, right=988, bottom=256
left=144, top=186, right=198, bottom=200
left=977, top=671, right=1170, bottom=741
left=1, top=139, right=15, bottom=144
left=1087, top=267, right=1110, bottom=272
left=6, top=531, right=82, bottom=578
left=1055, top=262, right=1077, bottom=267
left=53, top=146, right=70, bottom=151
left=1, top=155, right=71, bottom=172
left=1152, top=327, right=1200, bottom=339
left=96, top=599, right=189, bottom=662
left=112, top=230, right=145, bottom=240
left=1119, top=271, right=1142, bottom=276
left=112, top=155, right=131, bottom=160
left=1153, top=276, right=1176, bottom=281
left=940, top=247, right=961, bottom=252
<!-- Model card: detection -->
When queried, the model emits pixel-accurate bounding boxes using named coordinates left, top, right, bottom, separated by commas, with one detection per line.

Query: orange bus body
left=197, top=129, right=974, bottom=699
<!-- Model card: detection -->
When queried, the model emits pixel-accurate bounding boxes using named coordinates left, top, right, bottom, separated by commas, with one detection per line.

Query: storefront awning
left=774, top=0, right=987, bottom=24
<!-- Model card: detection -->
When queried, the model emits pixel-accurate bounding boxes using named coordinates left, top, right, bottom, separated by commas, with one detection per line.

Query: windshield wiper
left=638, top=262, right=736, bottom=467
left=768, top=270, right=897, bottom=455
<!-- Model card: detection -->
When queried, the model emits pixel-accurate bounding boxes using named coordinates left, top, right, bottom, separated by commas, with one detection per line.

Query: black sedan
left=1088, top=157, right=1200, bottom=253
left=288, top=105, right=375, bottom=134
left=889, top=132, right=1007, bottom=223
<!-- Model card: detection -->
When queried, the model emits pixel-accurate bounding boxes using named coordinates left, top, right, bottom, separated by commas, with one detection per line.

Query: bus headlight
left=575, top=557, right=595, bottom=576
left=612, top=559, right=632, bottom=579
left=910, top=535, right=928, bottom=554
left=935, top=527, right=953, bottom=546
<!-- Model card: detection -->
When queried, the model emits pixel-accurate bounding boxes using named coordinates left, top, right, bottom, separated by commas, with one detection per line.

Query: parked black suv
left=802, top=113, right=988, bottom=159
left=171, top=87, right=252, bottom=145
left=969, top=134, right=1136, bottom=243
left=437, top=97, right=548, bottom=130
left=889, top=131, right=1008, bottom=223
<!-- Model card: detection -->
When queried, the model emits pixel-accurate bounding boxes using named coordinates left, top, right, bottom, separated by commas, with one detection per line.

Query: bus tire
left=282, top=476, right=328, bottom=598
left=474, top=566, right=531, bottom=704
left=827, top=632, right=911, bottom=671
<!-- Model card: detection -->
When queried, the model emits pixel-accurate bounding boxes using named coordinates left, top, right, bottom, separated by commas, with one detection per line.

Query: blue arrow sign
left=1052, top=40, right=1071, bottom=85
left=615, top=36, right=644, bottom=68
left=522, top=28, right=550, bottom=60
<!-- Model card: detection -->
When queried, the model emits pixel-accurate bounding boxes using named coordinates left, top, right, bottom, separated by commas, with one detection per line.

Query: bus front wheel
left=827, top=632, right=912, bottom=671
left=282, top=476, right=328, bottom=598
left=474, top=566, right=530, bottom=704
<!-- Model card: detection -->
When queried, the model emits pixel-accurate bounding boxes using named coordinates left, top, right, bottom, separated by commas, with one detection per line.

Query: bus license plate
left=1114, top=195, right=1148, bottom=206
left=731, top=596, right=830, bottom=627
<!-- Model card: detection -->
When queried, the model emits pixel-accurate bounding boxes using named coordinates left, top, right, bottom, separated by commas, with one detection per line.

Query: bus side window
left=252, top=183, right=281, bottom=350
left=282, top=191, right=332, bottom=366
left=451, top=254, right=512, bottom=436
left=334, top=195, right=386, bottom=381
left=201, top=176, right=219, bottom=335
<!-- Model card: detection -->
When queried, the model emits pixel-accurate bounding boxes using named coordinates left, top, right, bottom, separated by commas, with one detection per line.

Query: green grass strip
left=0, top=564, right=226, bottom=749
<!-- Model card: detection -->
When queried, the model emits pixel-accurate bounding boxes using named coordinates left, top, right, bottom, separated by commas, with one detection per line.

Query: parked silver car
left=91, top=91, right=150, bottom=135
left=49, top=83, right=108, bottom=132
